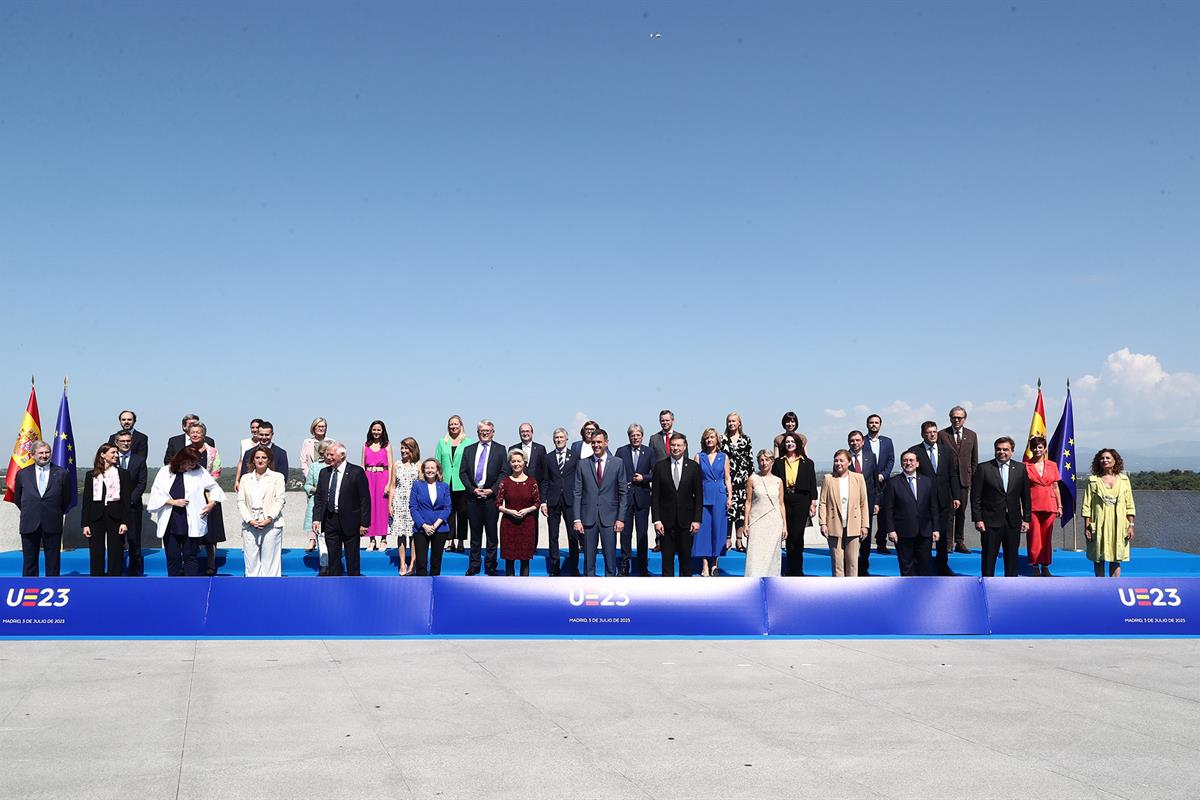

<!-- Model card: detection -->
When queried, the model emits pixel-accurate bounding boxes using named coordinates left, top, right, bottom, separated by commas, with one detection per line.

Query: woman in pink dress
left=362, top=420, right=394, bottom=551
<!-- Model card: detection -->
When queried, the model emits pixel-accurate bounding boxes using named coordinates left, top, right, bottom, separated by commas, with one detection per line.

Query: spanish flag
left=4, top=380, right=42, bottom=503
left=1023, top=379, right=1047, bottom=462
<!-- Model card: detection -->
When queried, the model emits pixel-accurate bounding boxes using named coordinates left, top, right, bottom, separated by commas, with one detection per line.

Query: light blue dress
left=693, top=452, right=729, bottom=559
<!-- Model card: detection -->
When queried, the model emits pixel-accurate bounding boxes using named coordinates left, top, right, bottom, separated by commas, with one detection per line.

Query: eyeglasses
left=950, top=416, right=965, bottom=421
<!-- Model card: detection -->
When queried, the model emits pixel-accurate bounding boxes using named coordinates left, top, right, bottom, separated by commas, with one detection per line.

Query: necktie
left=929, top=445, right=938, bottom=471
left=1001, top=463, right=1009, bottom=492
left=329, top=468, right=339, bottom=512
left=120, top=453, right=129, bottom=470
left=853, top=454, right=861, bottom=473
left=38, top=467, right=48, bottom=496
left=908, top=475, right=917, bottom=498
left=673, top=460, right=681, bottom=489
left=955, top=429, right=962, bottom=445
left=596, top=457, right=603, bottom=485
left=475, top=443, right=487, bottom=483
left=557, top=450, right=565, bottom=468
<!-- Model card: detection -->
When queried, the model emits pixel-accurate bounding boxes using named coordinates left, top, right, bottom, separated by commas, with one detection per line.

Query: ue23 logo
left=5, top=588, right=71, bottom=608
left=1117, top=587, right=1181, bottom=607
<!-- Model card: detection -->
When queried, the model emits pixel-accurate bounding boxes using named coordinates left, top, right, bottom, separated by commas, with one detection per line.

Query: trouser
left=466, top=497, right=499, bottom=574
left=827, top=534, right=861, bottom=577
left=545, top=499, right=569, bottom=575
left=87, top=517, right=125, bottom=577
left=896, top=536, right=933, bottom=576
left=935, top=503, right=956, bottom=574
left=584, top=523, right=617, bottom=577
left=980, top=524, right=1020, bottom=577
left=164, top=534, right=199, bottom=577
left=659, top=525, right=693, bottom=577
left=243, top=524, right=283, bottom=577
left=21, top=530, right=62, bottom=577
left=782, top=498, right=808, bottom=576
left=413, top=531, right=447, bottom=576
left=126, top=505, right=145, bottom=575
left=1028, top=511, right=1055, bottom=566
left=449, top=490, right=469, bottom=542
left=620, top=505, right=650, bottom=575
left=504, top=559, right=530, bottom=576
left=323, top=516, right=361, bottom=576
left=951, top=488, right=969, bottom=546
left=858, top=510, right=878, bottom=575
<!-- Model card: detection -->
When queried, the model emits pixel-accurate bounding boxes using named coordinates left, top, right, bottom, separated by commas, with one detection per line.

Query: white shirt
left=867, top=437, right=881, bottom=459
left=595, top=453, right=608, bottom=476
left=837, top=474, right=850, bottom=523
left=426, top=482, right=437, bottom=505
left=330, top=463, right=346, bottom=510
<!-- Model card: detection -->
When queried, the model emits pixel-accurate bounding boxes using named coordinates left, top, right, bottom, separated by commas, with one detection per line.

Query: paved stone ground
left=1, top=638, right=1196, bottom=799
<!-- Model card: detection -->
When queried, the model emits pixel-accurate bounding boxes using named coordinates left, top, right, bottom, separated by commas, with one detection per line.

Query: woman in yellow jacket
left=818, top=449, right=871, bottom=576
left=1082, top=448, right=1136, bottom=578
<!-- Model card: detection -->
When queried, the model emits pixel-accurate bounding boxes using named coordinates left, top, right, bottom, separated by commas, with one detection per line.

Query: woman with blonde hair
left=434, top=415, right=474, bottom=553
left=742, top=450, right=786, bottom=577
left=720, top=411, right=754, bottom=552
left=694, top=427, right=732, bottom=577
left=299, top=417, right=331, bottom=476
left=409, top=458, right=452, bottom=576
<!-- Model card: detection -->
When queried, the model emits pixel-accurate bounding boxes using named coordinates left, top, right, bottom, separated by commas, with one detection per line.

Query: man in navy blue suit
left=508, top=422, right=546, bottom=484
left=11, top=441, right=73, bottom=577
left=865, top=414, right=896, bottom=554
left=460, top=420, right=508, bottom=576
left=573, top=429, right=628, bottom=577
left=847, top=430, right=880, bottom=575
left=236, top=421, right=289, bottom=491
left=113, top=430, right=149, bottom=576
left=539, top=427, right=577, bottom=576
left=616, top=423, right=655, bottom=576
left=907, top=421, right=959, bottom=576
left=880, top=451, right=942, bottom=576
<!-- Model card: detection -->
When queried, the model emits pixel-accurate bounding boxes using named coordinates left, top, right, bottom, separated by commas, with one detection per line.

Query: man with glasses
left=113, top=431, right=149, bottom=575
left=939, top=406, right=979, bottom=554
left=459, top=420, right=507, bottom=575
left=107, top=409, right=148, bottom=459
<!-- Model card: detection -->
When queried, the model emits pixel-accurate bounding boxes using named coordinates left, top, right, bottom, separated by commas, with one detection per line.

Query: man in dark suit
left=538, top=426, right=577, bottom=576
left=908, top=420, right=959, bottom=576
left=572, top=429, right=627, bottom=577
left=616, top=423, right=655, bottom=576
left=113, top=430, right=149, bottom=576
left=971, top=436, right=1032, bottom=578
left=107, top=409, right=149, bottom=459
left=508, top=422, right=546, bottom=484
left=236, top=420, right=289, bottom=491
left=11, top=441, right=73, bottom=577
left=647, top=409, right=688, bottom=462
left=313, top=442, right=371, bottom=576
left=939, top=405, right=979, bottom=554
left=163, top=413, right=214, bottom=465
left=847, top=430, right=880, bottom=576
left=459, top=420, right=507, bottom=576
left=881, top=451, right=942, bottom=577
left=651, top=433, right=703, bottom=577
left=864, top=414, right=896, bottom=555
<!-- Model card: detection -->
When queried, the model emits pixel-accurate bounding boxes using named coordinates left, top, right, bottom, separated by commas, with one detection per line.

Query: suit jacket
left=881, top=472, right=942, bottom=539
left=938, top=426, right=979, bottom=491
left=771, top=457, right=818, bottom=503
left=507, top=441, right=547, bottom=483
left=108, top=429, right=149, bottom=459
left=163, top=432, right=215, bottom=465
left=865, top=435, right=895, bottom=482
left=409, top=480, right=453, bottom=533
left=236, top=469, right=286, bottom=526
left=970, top=459, right=1032, bottom=530
left=313, top=463, right=371, bottom=535
left=116, top=452, right=148, bottom=506
left=648, top=431, right=687, bottom=463
left=539, top=447, right=578, bottom=509
left=615, top=444, right=655, bottom=511
left=12, top=464, right=72, bottom=535
left=459, top=441, right=508, bottom=495
left=907, top=441, right=957, bottom=511
left=651, top=457, right=703, bottom=530
left=847, top=447, right=879, bottom=508
left=81, top=468, right=133, bottom=526
left=240, top=443, right=289, bottom=483
left=818, top=472, right=870, bottom=538
left=573, top=455, right=628, bottom=528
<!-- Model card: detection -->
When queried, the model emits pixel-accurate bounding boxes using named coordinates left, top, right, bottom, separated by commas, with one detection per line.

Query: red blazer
left=1025, top=460, right=1061, bottom=513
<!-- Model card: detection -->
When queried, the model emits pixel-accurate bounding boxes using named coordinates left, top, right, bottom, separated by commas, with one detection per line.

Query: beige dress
left=744, top=473, right=784, bottom=577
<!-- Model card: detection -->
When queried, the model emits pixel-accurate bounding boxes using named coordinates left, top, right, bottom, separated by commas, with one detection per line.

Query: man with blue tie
left=865, top=414, right=895, bottom=555
left=616, top=423, right=655, bottom=576
left=971, top=437, right=1032, bottom=577
left=113, top=431, right=149, bottom=575
left=907, top=421, right=959, bottom=576
left=460, top=420, right=507, bottom=576
left=573, top=429, right=628, bottom=577
left=11, top=441, right=73, bottom=577
left=539, top=427, right=577, bottom=576
left=881, top=451, right=942, bottom=576
left=847, top=430, right=880, bottom=576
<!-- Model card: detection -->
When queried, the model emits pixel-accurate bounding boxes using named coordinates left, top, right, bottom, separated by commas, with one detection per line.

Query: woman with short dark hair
left=1024, top=435, right=1062, bottom=576
left=147, top=446, right=223, bottom=576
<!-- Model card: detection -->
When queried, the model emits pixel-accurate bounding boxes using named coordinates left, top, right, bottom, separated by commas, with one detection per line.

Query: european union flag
left=1047, top=384, right=1076, bottom=527
left=50, top=385, right=78, bottom=512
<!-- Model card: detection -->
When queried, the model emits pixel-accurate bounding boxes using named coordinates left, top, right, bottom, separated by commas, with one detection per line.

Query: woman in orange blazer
left=818, top=449, right=871, bottom=576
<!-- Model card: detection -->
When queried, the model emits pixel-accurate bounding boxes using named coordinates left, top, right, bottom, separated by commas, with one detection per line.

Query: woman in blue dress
left=694, top=428, right=733, bottom=576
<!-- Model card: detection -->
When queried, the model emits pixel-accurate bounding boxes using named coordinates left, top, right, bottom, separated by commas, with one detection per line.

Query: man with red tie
left=573, top=429, right=628, bottom=577
left=847, top=430, right=880, bottom=576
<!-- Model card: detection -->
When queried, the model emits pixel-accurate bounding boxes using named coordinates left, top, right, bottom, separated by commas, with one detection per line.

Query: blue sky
left=3, top=1, right=1198, bottom=466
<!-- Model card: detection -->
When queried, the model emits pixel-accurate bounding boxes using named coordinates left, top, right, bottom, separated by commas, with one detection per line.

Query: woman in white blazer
left=237, top=445, right=287, bottom=577
left=147, top=445, right=225, bottom=576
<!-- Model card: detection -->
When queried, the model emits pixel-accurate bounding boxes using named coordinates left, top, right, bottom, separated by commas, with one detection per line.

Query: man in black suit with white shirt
left=971, top=436, right=1032, bottom=578
left=881, top=451, right=942, bottom=577
left=538, top=427, right=577, bottom=576
left=113, top=430, right=149, bottom=575
left=459, top=420, right=507, bottom=576
left=907, top=421, right=959, bottom=576
left=651, top=433, right=703, bottom=577
left=313, top=442, right=371, bottom=576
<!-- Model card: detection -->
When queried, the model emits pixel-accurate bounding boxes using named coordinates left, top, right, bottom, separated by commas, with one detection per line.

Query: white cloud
left=824, top=408, right=846, bottom=419
left=1076, top=374, right=1100, bottom=391
left=881, top=400, right=936, bottom=426
left=852, top=404, right=870, bottom=417
left=573, top=411, right=590, bottom=434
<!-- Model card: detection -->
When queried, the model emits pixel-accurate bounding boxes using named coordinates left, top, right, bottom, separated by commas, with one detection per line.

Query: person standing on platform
left=771, top=431, right=817, bottom=576
left=81, top=443, right=131, bottom=577
left=409, top=459, right=452, bottom=576
left=819, top=449, right=870, bottom=577
left=508, top=422, right=546, bottom=484
left=147, top=446, right=222, bottom=577
left=539, top=427, right=577, bottom=576
left=847, top=430, right=880, bottom=576
left=651, top=434, right=702, bottom=577
left=185, top=422, right=225, bottom=576
left=362, top=421, right=393, bottom=552
left=498, top=450, right=541, bottom=576
left=163, top=413, right=212, bottom=465
left=389, top=437, right=421, bottom=575
left=616, top=423, right=655, bottom=576
left=971, top=437, right=1031, bottom=578
left=864, top=414, right=895, bottom=555
left=107, top=409, right=148, bottom=459
left=881, top=451, right=942, bottom=576
left=239, top=418, right=263, bottom=462
left=236, top=421, right=289, bottom=492
left=304, top=441, right=333, bottom=574
left=460, top=420, right=507, bottom=575
left=434, top=415, right=473, bottom=553
left=908, top=421, right=959, bottom=576
left=694, top=428, right=732, bottom=577
left=648, top=410, right=685, bottom=553
left=1025, top=435, right=1062, bottom=576
left=721, top=412, right=754, bottom=553
left=12, top=441, right=72, bottom=577
left=237, top=445, right=286, bottom=577
left=772, top=411, right=801, bottom=458
left=1082, top=449, right=1136, bottom=578
left=571, top=420, right=612, bottom=459
left=299, top=417, right=331, bottom=477
left=939, top=406, right=979, bottom=554
left=313, top=443, right=371, bottom=576
left=573, top=429, right=627, bottom=577
left=113, top=430, right=148, bottom=576
left=742, top=450, right=786, bottom=578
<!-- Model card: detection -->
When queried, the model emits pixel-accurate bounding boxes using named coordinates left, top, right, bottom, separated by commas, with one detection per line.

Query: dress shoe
left=650, top=544, right=661, bottom=553
left=937, top=568, right=956, bottom=577
left=875, top=545, right=891, bottom=556
left=954, top=543, right=971, bottom=554
left=1042, top=567, right=1053, bottom=577
left=465, top=568, right=480, bottom=576
left=318, top=568, right=329, bottom=576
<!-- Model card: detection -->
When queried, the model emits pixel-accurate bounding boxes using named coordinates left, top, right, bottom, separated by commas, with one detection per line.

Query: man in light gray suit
left=573, top=429, right=628, bottom=577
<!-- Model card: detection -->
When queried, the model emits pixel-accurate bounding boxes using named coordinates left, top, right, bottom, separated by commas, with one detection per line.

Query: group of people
left=9, top=407, right=1137, bottom=581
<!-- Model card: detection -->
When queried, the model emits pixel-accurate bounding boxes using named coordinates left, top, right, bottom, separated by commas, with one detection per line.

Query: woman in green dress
left=1082, top=448, right=1136, bottom=578
left=434, top=415, right=475, bottom=553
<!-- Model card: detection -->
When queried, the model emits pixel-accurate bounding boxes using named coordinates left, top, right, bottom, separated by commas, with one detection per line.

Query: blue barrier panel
left=204, top=577, right=433, bottom=637
left=430, top=576, right=767, bottom=636
left=764, top=577, right=991, bottom=636
left=984, top=577, right=1200, bottom=636
left=0, top=578, right=210, bottom=637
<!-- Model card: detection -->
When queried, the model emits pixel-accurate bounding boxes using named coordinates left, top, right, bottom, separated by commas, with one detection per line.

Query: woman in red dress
left=1025, top=435, right=1063, bottom=576
left=497, top=450, right=540, bottom=576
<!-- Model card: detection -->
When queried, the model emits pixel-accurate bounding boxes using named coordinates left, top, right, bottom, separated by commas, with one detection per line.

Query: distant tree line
left=1129, top=470, right=1200, bottom=490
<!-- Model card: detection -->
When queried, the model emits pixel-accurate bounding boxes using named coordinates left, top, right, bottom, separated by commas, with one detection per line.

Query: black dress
left=166, top=473, right=190, bottom=537
left=197, top=448, right=226, bottom=544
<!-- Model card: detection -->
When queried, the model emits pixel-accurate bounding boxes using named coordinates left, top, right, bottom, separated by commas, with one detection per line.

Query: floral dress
left=389, top=462, right=420, bottom=539
left=720, top=433, right=754, bottom=528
